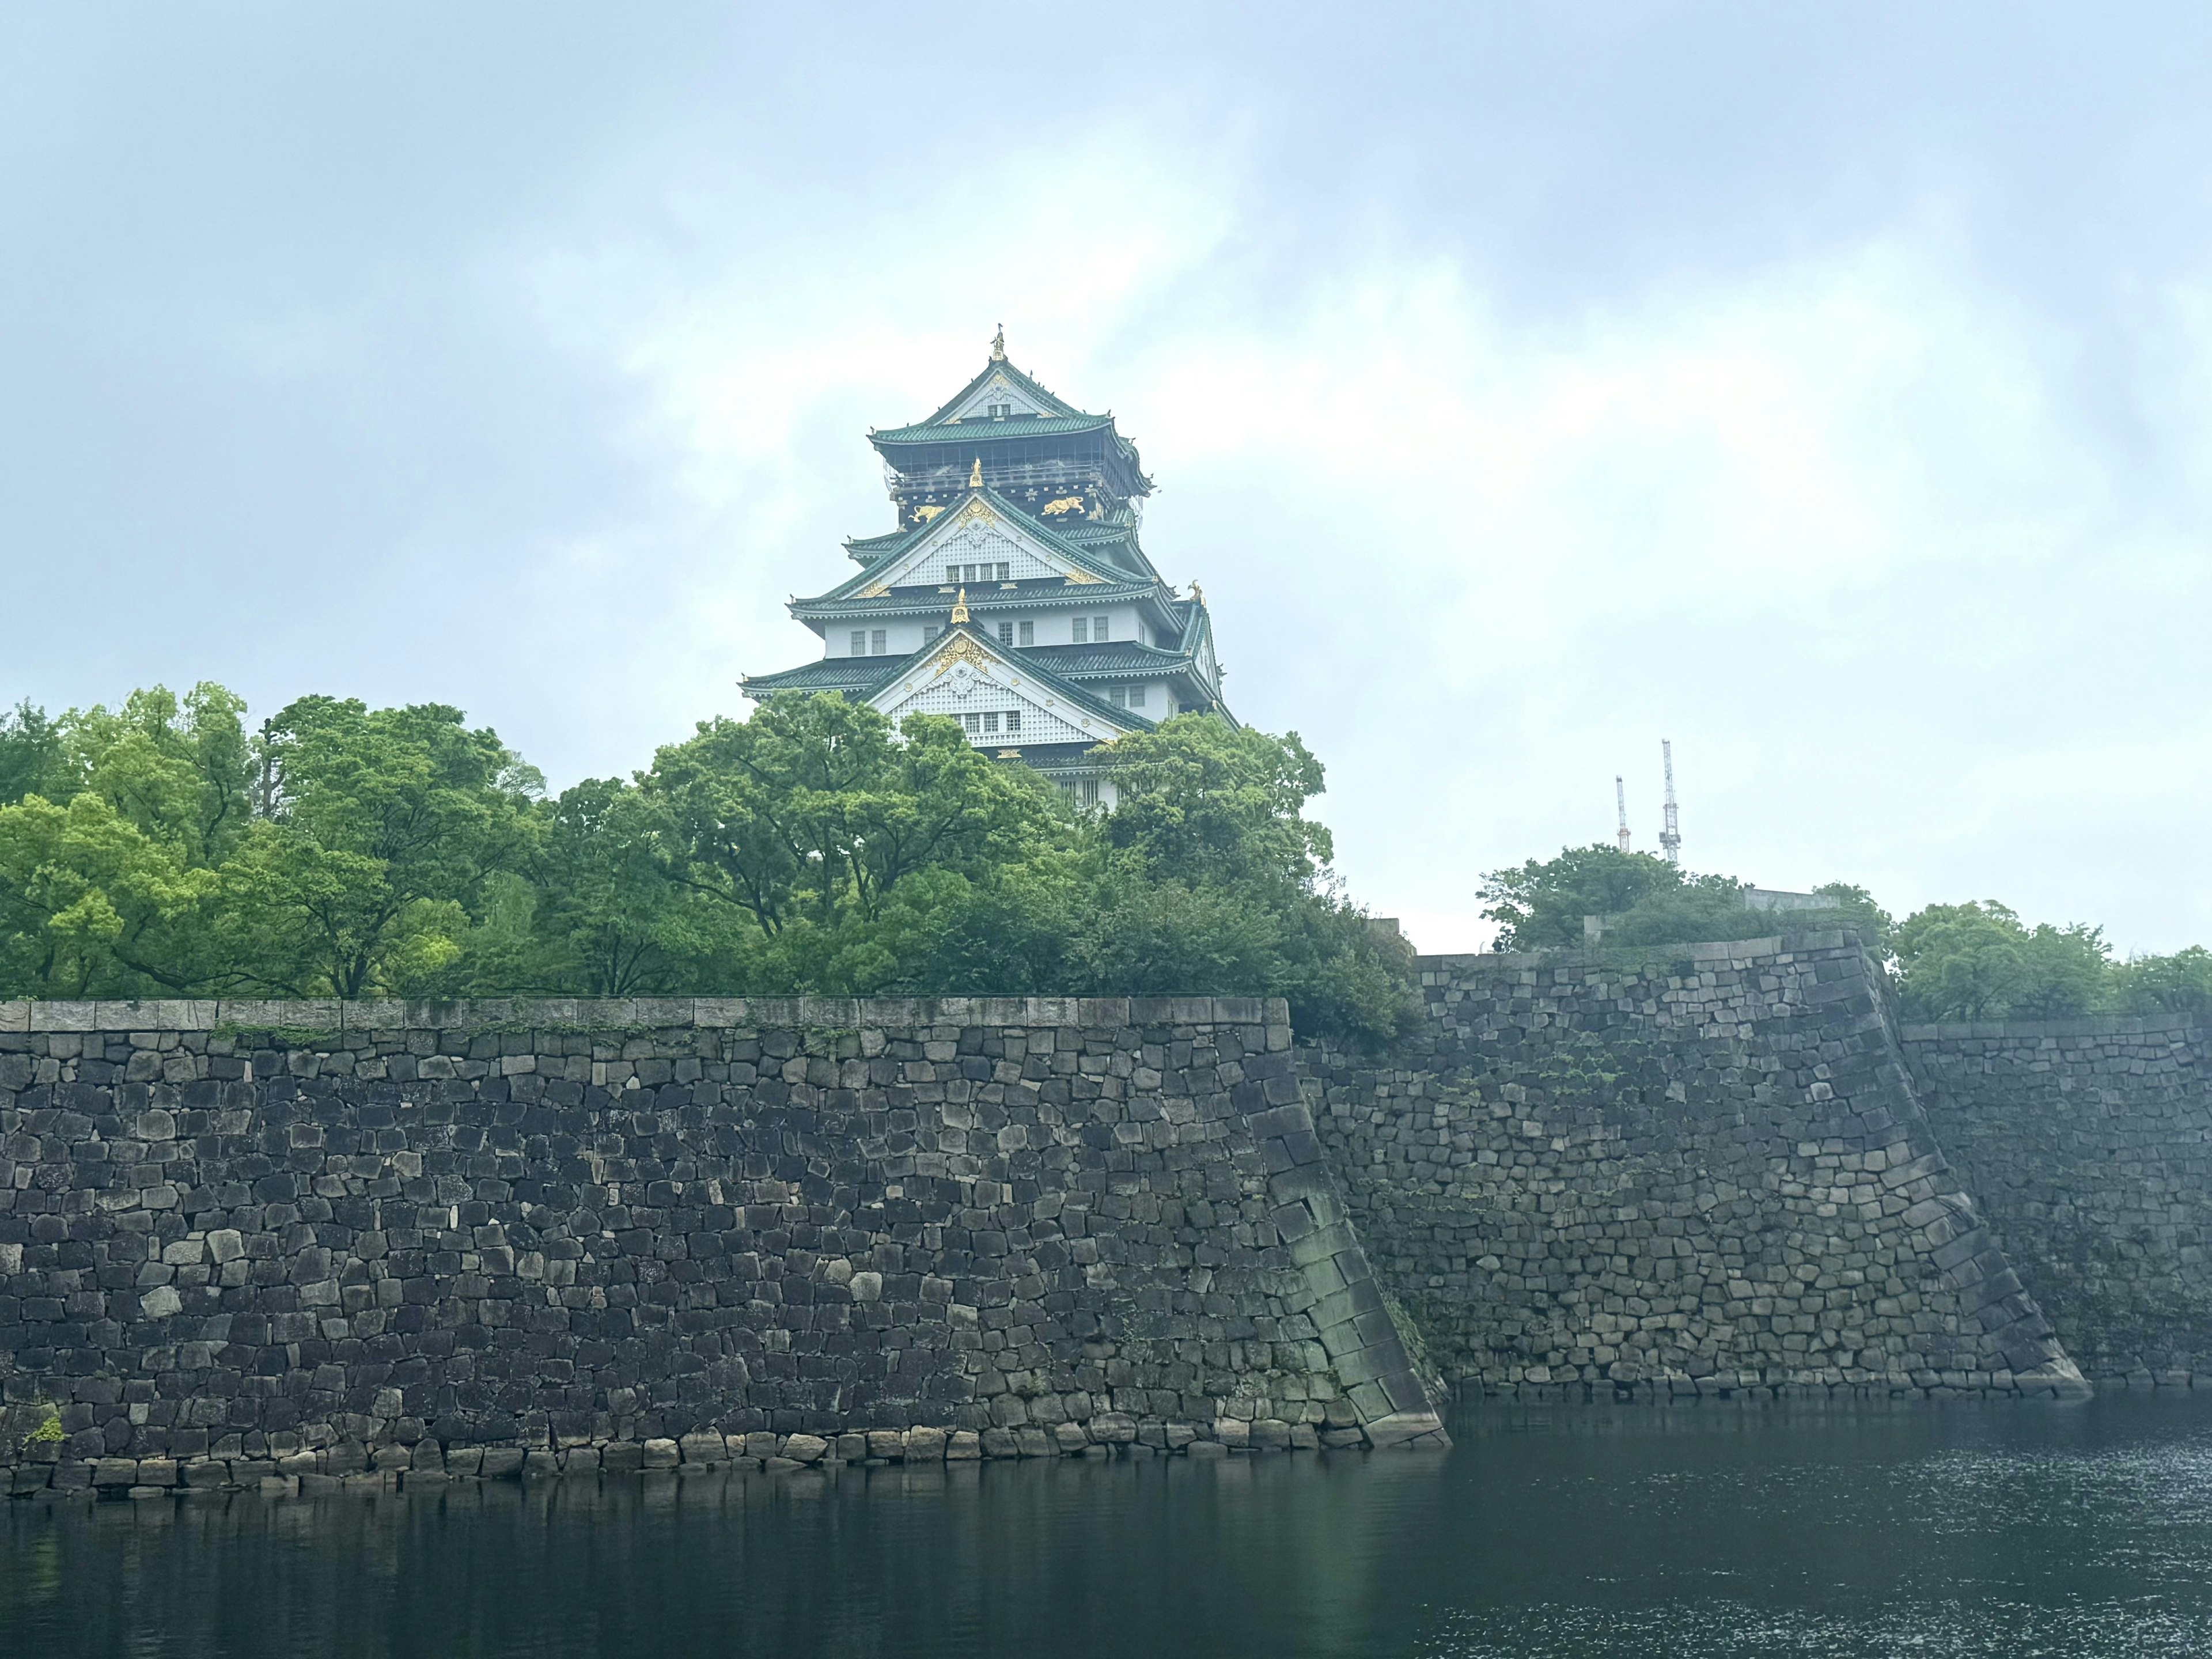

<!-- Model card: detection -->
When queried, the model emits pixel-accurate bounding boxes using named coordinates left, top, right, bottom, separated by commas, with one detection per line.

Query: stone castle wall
left=1302, top=935, right=2088, bottom=1400
left=0, top=996, right=1442, bottom=1495
left=1904, top=1015, right=2212, bottom=1383
left=11, top=950, right=2212, bottom=1498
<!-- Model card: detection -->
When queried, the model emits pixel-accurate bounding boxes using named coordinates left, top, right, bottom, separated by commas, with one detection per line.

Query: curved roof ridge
left=911, top=353, right=1092, bottom=430
left=797, top=485, right=1154, bottom=608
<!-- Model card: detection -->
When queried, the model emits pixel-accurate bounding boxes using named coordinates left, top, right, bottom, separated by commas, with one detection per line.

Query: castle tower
left=740, top=334, right=1233, bottom=807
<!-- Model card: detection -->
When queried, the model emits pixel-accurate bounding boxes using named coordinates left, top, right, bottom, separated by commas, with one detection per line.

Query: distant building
left=741, top=331, right=1233, bottom=806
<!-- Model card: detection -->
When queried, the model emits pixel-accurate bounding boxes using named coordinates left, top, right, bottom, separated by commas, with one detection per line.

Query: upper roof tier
left=868, top=334, right=1151, bottom=531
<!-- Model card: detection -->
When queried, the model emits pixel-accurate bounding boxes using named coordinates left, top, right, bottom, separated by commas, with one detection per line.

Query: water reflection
left=5, top=1396, right=2212, bottom=1658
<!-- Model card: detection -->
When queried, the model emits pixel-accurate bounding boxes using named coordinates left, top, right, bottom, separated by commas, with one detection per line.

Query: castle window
left=1079, top=778, right=1100, bottom=806
left=998, top=622, right=1013, bottom=647
left=1018, top=620, right=1034, bottom=646
left=1128, top=683, right=1145, bottom=707
left=983, top=711, right=999, bottom=734
left=963, top=712, right=980, bottom=734
left=924, top=624, right=942, bottom=642
left=945, top=566, right=959, bottom=584
left=1005, top=710, right=1020, bottom=733
left=871, top=630, right=887, bottom=656
left=1108, top=686, right=1126, bottom=708
left=1093, top=613, right=1110, bottom=641
left=1072, top=617, right=1088, bottom=643
left=996, top=563, right=1010, bottom=581
left=850, top=630, right=866, bottom=656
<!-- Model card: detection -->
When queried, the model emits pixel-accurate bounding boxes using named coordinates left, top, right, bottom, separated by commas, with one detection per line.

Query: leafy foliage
left=2113, top=945, right=2212, bottom=1022
left=1481, top=844, right=2208, bottom=1029
left=0, top=686, right=1416, bottom=1046
left=1480, top=844, right=1889, bottom=952
left=1888, top=902, right=2112, bottom=1022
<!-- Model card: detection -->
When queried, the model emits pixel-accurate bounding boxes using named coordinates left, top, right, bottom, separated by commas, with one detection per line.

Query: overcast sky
left=5, top=3, right=2210, bottom=953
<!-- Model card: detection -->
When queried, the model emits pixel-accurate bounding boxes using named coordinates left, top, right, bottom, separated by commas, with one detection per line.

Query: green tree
left=0, top=684, right=1423, bottom=1041
left=0, top=702, right=64, bottom=806
left=0, top=793, right=219, bottom=996
left=216, top=696, right=540, bottom=996
left=1097, top=715, right=1419, bottom=1046
left=524, top=777, right=715, bottom=995
left=2115, top=946, right=2212, bottom=1021
left=643, top=694, right=1051, bottom=942
left=1890, top=900, right=2112, bottom=1022
left=0, top=684, right=251, bottom=996
left=1480, top=846, right=1889, bottom=953
left=1479, top=844, right=1684, bottom=950
left=1104, top=717, right=1332, bottom=888
left=60, top=684, right=255, bottom=864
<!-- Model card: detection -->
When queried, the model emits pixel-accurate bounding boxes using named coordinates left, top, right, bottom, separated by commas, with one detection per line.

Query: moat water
left=6, top=1395, right=2212, bottom=1658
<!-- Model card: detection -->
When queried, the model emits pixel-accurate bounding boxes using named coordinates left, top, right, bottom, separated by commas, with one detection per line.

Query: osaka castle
left=740, top=329, right=1233, bottom=807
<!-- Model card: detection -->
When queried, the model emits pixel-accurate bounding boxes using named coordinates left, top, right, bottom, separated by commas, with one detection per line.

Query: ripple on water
left=1418, top=1599, right=2212, bottom=1659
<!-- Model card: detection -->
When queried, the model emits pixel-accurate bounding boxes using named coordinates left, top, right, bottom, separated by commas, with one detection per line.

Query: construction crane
left=1615, top=777, right=1631, bottom=851
left=1659, top=740, right=1682, bottom=865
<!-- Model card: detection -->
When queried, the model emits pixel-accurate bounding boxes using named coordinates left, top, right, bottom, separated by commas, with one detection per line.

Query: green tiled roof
left=844, top=529, right=913, bottom=562
left=1021, top=641, right=1191, bottom=676
left=737, top=657, right=898, bottom=696
left=791, top=578, right=1161, bottom=620
left=911, top=353, right=1091, bottom=428
left=870, top=412, right=1117, bottom=446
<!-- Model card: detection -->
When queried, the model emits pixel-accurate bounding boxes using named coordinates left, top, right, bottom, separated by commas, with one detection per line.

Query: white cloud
left=524, top=128, right=2212, bottom=956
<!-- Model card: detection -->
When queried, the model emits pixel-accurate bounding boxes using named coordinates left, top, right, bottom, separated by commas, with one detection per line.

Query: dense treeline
left=1481, top=844, right=2212, bottom=1024
left=0, top=686, right=1416, bottom=1046
left=8, top=687, right=2201, bottom=1038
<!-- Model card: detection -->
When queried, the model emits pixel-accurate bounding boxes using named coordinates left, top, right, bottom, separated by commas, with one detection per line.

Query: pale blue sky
left=5, top=3, right=2210, bottom=951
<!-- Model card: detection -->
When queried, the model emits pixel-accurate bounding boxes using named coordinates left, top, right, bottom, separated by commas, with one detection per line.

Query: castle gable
left=861, top=494, right=1112, bottom=591
left=868, top=627, right=1145, bottom=747
left=939, top=368, right=1052, bottom=425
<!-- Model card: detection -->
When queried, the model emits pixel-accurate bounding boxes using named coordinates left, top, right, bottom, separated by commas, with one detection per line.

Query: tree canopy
left=14, top=681, right=2205, bottom=1041
left=1479, top=843, right=2207, bottom=1025
left=1479, top=844, right=1890, bottom=952
left=0, top=685, right=1416, bottom=1047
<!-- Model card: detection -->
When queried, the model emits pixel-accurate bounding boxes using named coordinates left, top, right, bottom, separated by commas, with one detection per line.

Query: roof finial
left=950, top=586, right=970, bottom=625
left=969, top=456, right=983, bottom=489
left=1190, top=580, right=1206, bottom=607
left=990, top=323, right=1005, bottom=361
